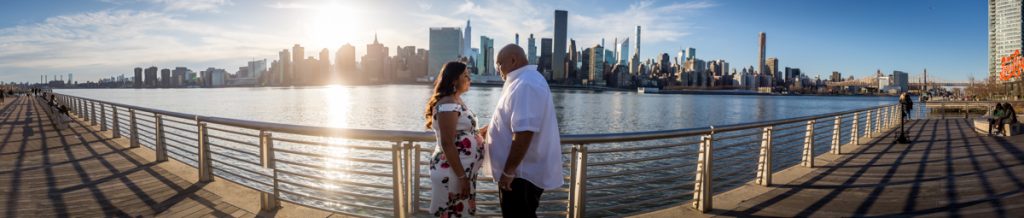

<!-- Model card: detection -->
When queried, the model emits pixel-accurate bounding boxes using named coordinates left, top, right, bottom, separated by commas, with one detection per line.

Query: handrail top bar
left=53, top=93, right=895, bottom=145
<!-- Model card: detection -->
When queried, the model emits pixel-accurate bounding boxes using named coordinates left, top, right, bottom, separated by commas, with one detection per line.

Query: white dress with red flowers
left=429, top=103, right=484, bottom=217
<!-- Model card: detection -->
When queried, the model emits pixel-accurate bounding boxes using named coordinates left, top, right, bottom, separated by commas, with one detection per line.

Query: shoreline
left=53, top=82, right=900, bottom=98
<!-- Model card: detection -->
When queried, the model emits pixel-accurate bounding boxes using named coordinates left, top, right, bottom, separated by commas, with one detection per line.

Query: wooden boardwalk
left=0, top=96, right=254, bottom=217
left=667, top=118, right=1024, bottom=217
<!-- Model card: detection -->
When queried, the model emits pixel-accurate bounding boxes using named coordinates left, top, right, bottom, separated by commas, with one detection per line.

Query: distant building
left=144, top=67, right=158, bottom=88
left=479, top=36, right=495, bottom=76
left=201, top=68, right=228, bottom=87
left=362, top=34, right=390, bottom=83
left=990, top=0, right=1024, bottom=78
left=553, top=10, right=568, bottom=82
left=134, top=67, right=143, bottom=88
left=172, top=67, right=188, bottom=87
left=618, top=38, right=630, bottom=65
left=318, top=49, right=331, bottom=84
left=528, top=34, right=537, bottom=65
left=463, top=20, right=472, bottom=57
left=588, top=44, right=606, bottom=85
left=292, top=44, right=306, bottom=85
left=540, top=38, right=553, bottom=79
left=336, top=44, right=356, bottom=82
left=429, top=27, right=462, bottom=78
left=893, top=70, right=909, bottom=92
left=278, top=49, right=291, bottom=85
left=830, top=71, right=843, bottom=83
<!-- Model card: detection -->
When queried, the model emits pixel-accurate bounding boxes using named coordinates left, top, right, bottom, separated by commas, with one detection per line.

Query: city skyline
left=0, top=0, right=987, bottom=83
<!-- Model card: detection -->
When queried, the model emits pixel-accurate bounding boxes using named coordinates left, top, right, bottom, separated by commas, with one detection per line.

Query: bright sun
left=307, top=3, right=363, bottom=50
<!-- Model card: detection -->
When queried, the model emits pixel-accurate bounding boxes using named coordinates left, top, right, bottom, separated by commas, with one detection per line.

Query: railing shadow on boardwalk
left=0, top=96, right=249, bottom=217
left=704, top=118, right=1024, bottom=217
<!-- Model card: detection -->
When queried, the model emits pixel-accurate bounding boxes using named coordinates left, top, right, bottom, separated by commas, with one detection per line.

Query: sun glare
left=307, top=3, right=363, bottom=50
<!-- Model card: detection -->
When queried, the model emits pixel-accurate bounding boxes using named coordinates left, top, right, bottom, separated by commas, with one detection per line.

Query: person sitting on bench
left=989, top=103, right=1007, bottom=136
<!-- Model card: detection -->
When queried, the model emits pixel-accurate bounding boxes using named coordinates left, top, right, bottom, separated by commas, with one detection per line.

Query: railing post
left=411, top=143, right=422, bottom=214
left=90, top=101, right=97, bottom=126
left=154, top=114, right=167, bottom=162
left=692, top=134, right=713, bottom=213
left=197, top=121, right=213, bottom=182
left=403, top=141, right=414, bottom=215
left=865, top=110, right=873, bottom=138
left=259, top=131, right=281, bottom=211
left=569, top=144, right=588, bottom=218
left=851, top=112, right=860, bottom=145
left=391, top=142, right=407, bottom=218
left=801, top=120, right=815, bottom=168
left=112, top=106, right=121, bottom=138
left=100, top=104, right=107, bottom=131
left=831, top=116, right=842, bottom=154
left=755, top=127, right=773, bottom=186
left=129, top=109, right=140, bottom=148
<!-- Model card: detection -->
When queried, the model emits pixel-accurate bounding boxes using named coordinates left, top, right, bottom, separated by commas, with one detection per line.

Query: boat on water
left=638, top=87, right=660, bottom=94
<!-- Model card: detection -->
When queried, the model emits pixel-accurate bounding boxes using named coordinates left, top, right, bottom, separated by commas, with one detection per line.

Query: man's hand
left=499, top=172, right=515, bottom=191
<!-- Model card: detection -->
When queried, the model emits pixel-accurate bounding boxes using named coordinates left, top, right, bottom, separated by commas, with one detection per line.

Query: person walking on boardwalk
left=899, top=93, right=913, bottom=121
left=485, top=44, right=563, bottom=217
left=425, top=61, right=485, bottom=217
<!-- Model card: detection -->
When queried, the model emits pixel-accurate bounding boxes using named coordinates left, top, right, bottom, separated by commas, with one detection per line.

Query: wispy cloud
left=102, top=0, right=233, bottom=12
left=572, top=1, right=714, bottom=47
left=0, top=10, right=285, bottom=81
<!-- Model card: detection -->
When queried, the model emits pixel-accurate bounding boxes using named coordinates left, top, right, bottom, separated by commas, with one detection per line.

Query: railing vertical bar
left=830, top=116, right=841, bottom=154
left=692, top=134, right=713, bottom=213
left=100, top=103, right=108, bottom=131
left=801, top=120, right=815, bottom=168
left=155, top=114, right=167, bottom=162
left=197, top=121, right=213, bottom=182
left=851, top=112, right=860, bottom=145
left=755, top=127, right=773, bottom=186
left=392, top=142, right=407, bottom=218
left=129, top=108, right=140, bottom=148
left=259, top=130, right=280, bottom=211
left=112, top=105, right=121, bottom=138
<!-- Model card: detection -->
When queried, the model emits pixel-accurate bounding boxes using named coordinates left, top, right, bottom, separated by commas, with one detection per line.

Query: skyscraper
left=553, top=10, right=568, bottom=82
left=464, top=20, right=472, bottom=57
left=758, top=32, right=766, bottom=75
left=589, top=44, right=605, bottom=85
left=134, top=67, right=143, bottom=88
left=540, top=38, right=553, bottom=79
left=363, top=34, right=389, bottom=83
left=429, top=27, right=463, bottom=78
left=292, top=44, right=305, bottom=85
left=990, top=0, right=1023, bottom=78
left=160, top=69, right=170, bottom=87
left=618, top=38, right=629, bottom=65
left=515, top=33, right=520, bottom=45
left=686, top=47, right=696, bottom=60
left=766, top=57, right=778, bottom=77
left=631, top=26, right=641, bottom=75
left=528, top=34, right=537, bottom=65
left=480, top=36, right=495, bottom=76
left=319, top=48, right=331, bottom=83
left=278, top=49, right=290, bottom=85
left=336, top=43, right=356, bottom=81
left=144, top=67, right=158, bottom=88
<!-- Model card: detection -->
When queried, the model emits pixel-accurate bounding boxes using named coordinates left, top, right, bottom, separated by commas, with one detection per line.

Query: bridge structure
left=2, top=93, right=1022, bottom=217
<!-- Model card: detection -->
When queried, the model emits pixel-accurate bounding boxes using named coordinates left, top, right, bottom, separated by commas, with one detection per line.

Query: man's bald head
left=497, top=44, right=528, bottom=78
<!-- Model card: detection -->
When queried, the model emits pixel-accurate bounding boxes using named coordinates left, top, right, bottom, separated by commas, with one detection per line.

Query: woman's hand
left=478, top=124, right=489, bottom=136
left=458, top=177, right=472, bottom=198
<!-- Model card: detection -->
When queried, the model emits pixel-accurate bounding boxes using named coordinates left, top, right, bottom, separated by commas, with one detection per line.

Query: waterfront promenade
left=645, top=118, right=1024, bottom=217
left=4, top=93, right=1024, bottom=217
left=0, top=96, right=254, bottom=217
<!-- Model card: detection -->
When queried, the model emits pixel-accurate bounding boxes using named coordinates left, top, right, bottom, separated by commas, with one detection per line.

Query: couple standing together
left=425, top=44, right=562, bottom=218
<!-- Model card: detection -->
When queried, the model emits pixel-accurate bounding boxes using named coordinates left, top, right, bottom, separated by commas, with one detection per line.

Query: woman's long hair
left=424, top=61, right=468, bottom=129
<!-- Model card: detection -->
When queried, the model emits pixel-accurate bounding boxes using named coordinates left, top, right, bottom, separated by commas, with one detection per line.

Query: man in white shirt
left=484, top=44, right=563, bottom=217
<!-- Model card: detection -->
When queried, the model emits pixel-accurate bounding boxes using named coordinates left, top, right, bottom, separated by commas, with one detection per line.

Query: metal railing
left=53, top=93, right=903, bottom=217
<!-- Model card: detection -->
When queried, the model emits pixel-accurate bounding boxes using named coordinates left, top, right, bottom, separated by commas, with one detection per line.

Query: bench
left=972, top=115, right=1024, bottom=136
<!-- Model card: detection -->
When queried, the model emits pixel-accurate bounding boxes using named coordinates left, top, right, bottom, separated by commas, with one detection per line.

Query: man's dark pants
left=499, top=178, right=544, bottom=217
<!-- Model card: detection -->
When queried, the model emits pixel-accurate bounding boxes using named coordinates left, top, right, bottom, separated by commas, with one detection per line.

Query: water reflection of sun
left=323, top=85, right=353, bottom=181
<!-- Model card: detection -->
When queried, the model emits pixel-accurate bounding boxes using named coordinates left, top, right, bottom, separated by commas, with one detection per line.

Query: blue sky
left=0, top=0, right=987, bottom=83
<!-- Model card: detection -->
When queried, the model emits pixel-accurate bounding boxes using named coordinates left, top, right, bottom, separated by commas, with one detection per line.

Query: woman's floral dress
left=430, top=103, right=485, bottom=217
